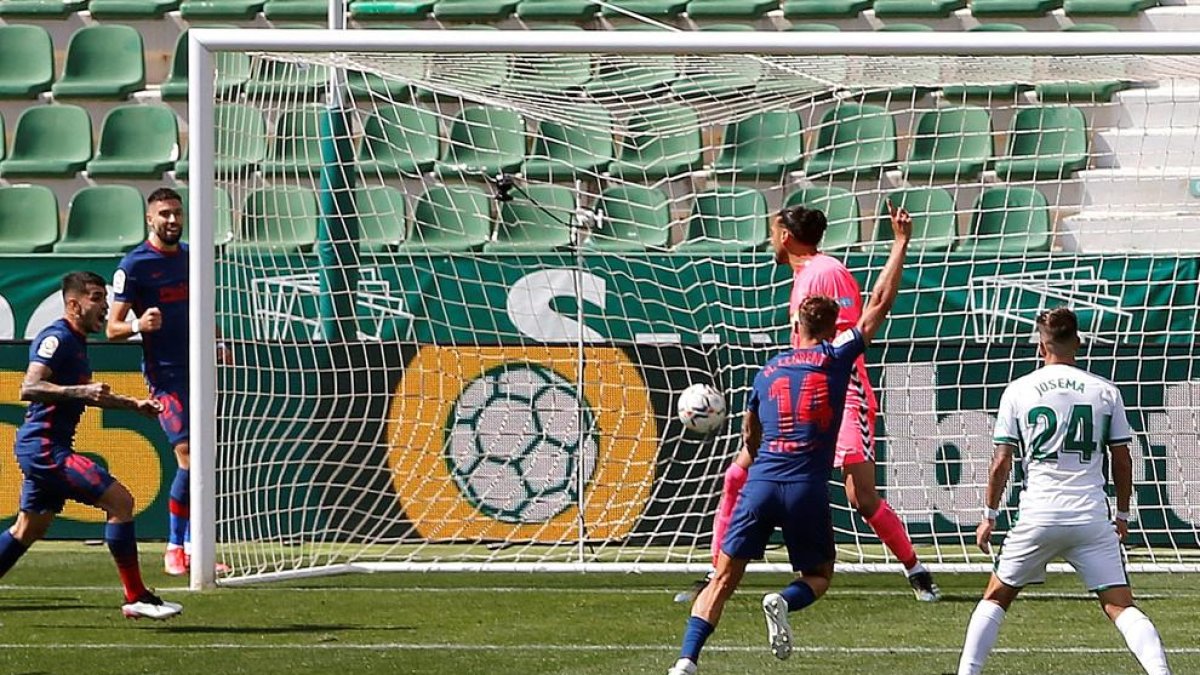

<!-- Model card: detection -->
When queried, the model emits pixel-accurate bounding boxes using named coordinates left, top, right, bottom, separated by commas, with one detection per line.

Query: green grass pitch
left=1, top=543, right=1198, bottom=674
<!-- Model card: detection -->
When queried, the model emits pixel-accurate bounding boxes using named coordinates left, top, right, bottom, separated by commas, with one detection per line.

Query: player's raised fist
left=81, top=382, right=111, bottom=402
left=136, top=398, right=164, bottom=418
left=140, top=307, right=163, bottom=333
left=886, top=199, right=913, bottom=242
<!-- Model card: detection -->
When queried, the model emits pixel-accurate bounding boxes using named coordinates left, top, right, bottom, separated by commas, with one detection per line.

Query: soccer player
left=666, top=204, right=912, bottom=675
left=956, top=308, right=1171, bottom=675
left=0, top=271, right=183, bottom=620
left=678, top=204, right=938, bottom=604
left=107, top=187, right=195, bottom=576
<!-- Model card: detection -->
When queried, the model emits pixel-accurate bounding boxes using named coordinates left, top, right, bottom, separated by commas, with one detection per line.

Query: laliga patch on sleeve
left=37, top=335, right=59, bottom=359
left=832, top=329, right=856, bottom=347
left=113, top=269, right=126, bottom=295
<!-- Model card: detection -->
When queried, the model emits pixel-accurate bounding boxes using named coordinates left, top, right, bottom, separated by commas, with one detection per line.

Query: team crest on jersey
left=37, top=335, right=59, bottom=359
left=832, top=329, right=856, bottom=347
left=113, top=269, right=126, bottom=295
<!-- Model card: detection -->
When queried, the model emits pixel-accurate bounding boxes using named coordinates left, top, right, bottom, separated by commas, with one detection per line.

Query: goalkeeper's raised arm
left=856, top=200, right=912, bottom=346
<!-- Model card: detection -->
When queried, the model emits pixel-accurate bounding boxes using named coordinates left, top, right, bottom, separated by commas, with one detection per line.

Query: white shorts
left=995, top=519, right=1128, bottom=592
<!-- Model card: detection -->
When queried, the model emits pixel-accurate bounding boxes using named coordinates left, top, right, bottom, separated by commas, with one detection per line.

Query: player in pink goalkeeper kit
left=677, top=204, right=939, bottom=603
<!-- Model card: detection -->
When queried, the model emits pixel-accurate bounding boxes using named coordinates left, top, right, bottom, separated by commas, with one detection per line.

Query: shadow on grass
left=156, top=623, right=418, bottom=635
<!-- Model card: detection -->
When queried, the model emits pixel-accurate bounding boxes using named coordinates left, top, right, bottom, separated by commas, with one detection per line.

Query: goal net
left=189, top=30, right=1200, bottom=585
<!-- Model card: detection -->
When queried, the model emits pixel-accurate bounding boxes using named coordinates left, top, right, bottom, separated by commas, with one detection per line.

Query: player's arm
left=20, top=362, right=161, bottom=418
left=743, top=408, right=762, bottom=460
left=976, top=443, right=1014, bottom=555
left=856, top=201, right=912, bottom=345
left=106, top=300, right=162, bottom=340
left=1107, top=388, right=1135, bottom=541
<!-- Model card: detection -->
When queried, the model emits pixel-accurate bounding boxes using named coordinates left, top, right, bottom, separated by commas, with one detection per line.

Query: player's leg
left=674, top=448, right=752, bottom=603
left=1068, top=521, right=1170, bottom=674
left=0, top=510, right=55, bottom=578
left=155, top=381, right=191, bottom=575
left=957, top=575, right=1021, bottom=675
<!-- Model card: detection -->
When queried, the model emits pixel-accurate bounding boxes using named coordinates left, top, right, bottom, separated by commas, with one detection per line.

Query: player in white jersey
left=956, top=308, right=1171, bottom=675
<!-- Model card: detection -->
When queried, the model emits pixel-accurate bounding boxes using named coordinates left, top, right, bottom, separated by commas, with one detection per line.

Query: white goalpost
left=188, top=29, right=1200, bottom=589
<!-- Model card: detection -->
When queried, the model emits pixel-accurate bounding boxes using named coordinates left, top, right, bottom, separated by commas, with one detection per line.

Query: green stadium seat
left=176, top=103, right=268, bottom=178
left=589, top=185, right=672, bottom=251
left=994, top=105, right=1088, bottom=180
left=417, top=28, right=511, bottom=101
left=181, top=0, right=264, bottom=18
left=161, top=29, right=252, bottom=100
left=677, top=187, right=767, bottom=253
left=244, top=33, right=328, bottom=97
left=89, top=0, right=179, bottom=17
left=712, top=111, right=804, bottom=180
left=873, top=187, right=957, bottom=252
left=0, top=104, right=92, bottom=177
left=262, top=105, right=325, bottom=176
left=782, top=0, right=871, bottom=17
left=432, top=0, right=519, bottom=20
left=524, top=105, right=613, bottom=180
left=969, top=21, right=1028, bottom=28
left=354, top=186, right=408, bottom=252
left=786, top=21, right=841, bottom=28
left=784, top=186, right=860, bottom=251
left=1063, top=21, right=1118, bottom=29
left=608, top=103, right=702, bottom=180
left=398, top=184, right=493, bottom=252
left=803, top=102, right=896, bottom=179
left=585, top=54, right=674, bottom=98
left=0, top=25, right=54, bottom=99
left=941, top=25, right=1031, bottom=100
left=873, top=0, right=965, bottom=18
left=1064, top=0, right=1154, bottom=15
left=600, top=0, right=687, bottom=16
left=902, top=106, right=992, bottom=180
left=485, top=184, right=576, bottom=252
left=263, top=0, right=330, bottom=19
left=435, top=106, right=525, bottom=178
left=0, top=0, right=86, bottom=17
left=687, top=0, right=778, bottom=18
left=235, top=187, right=319, bottom=253
left=515, top=0, right=597, bottom=19
left=178, top=186, right=235, bottom=245
left=357, top=104, right=441, bottom=177
left=970, top=0, right=1059, bottom=15
left=506, top=28, right=591, bottom=95
left=54, top=185, right=146, bottom=254
left=51, top=25, right=145, bottom=99
left=347, top=70, right=417, bottom=101
left=87, top=104, right=179, bottom=178
left=1037, top=24, right=1129, bottom=100
left=672, top=47, right=762, bottom=98
left=0, top=185, right=58, bottom=253
left=875, top=21, right=933, bottom=28
left=349, top=0, right=434, bottom=18
left=965, top=186, right=1051, bottom=253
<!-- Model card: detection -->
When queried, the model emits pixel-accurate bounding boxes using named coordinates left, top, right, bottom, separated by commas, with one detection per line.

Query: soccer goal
left=187, top=29, right=1200, bottom=588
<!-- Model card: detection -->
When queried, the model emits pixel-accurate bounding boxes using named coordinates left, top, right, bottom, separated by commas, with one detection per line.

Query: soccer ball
left=677, top=383, right=728, bottom=435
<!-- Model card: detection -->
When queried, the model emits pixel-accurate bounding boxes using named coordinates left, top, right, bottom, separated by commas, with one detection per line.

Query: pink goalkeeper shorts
left=835, top=360, right=877, bottom=468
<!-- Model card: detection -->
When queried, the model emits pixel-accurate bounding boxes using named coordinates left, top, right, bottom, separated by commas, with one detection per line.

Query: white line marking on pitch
left=0, top=643, right=1199, bottom=654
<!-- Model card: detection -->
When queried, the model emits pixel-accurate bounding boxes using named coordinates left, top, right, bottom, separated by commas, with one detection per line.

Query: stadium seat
left=873, top=187, right=957, bottom=252
left=354, top=186, right=408, bottom=252
left=506, top=28, right=592, bottom=95
left=784, top=186, right=860, bottom=251
left=786, top=21, right=841, bottom=28
left=161, top=29, right=252, bottom=100
left=0, top=185, right=58, bottom=253
left=901, top=106, right=992, bottom=180
left=51, top=25, right=145, bottom=99
left=0, top=104, right=92, bottom=177
left=54, top=185, right=146, bottom=254
left=1063, top=0, right=1154, bottom=15
left=599, top=0, right=688, bottom=16
left=0, top=25, right=54, bottom=99
left=524, top=105, right=613, bottom=180
left=263, top=0, right=331, bottom=19
left=686, top=0, right=778, bottom=18
left=712, top=110, right=804, bottom=180
left=350, top=0, right=435, bottom=18
left=968, top=21, right=1027, bottom=29
left=782, top=0, right=871, bottom=18
left=178, top=186, right=235, bottom=245
left=347, top=70, right=417, bottom=101
left=873, top=0, right=964, bottom=18
left=0, top=0, right=86, bottom=17
left=964, top=186, right=1051, bottom=253
left=432, top=0, right=520, bottom=20
left=435, top=106, right=525, bottom=178
left=89, top=0, right=179, bottom=17
left=672, top=47, right=763, bottom=98
left=803, top=102, right=896, bottom=179
left=398, top=184, right=493, bottom=252
left=1037, top=25, right=1128, bottom=101
left=357, top=104, right=441, bottom=177
left=244, top=46, right=328, bottom=97
left=941, top=25, right=1031, bottom=100
left=418, top=28, right=511, bottom=101
left=607, top=103, right=702, bottom=180
left=485, top=184, right=576, bottom=252
left=588, top=185, right=672, bottom=251
left=177, top=103, right=268, bottom=178
left=236, top=187, right=319, bottom=253
left=262, top=105, right=325, bottom=176
left=677, top=187, right=767, bottom=253
left=584, top=25, right=674, bottom=98
left=87, top=104, right=179, bottom=178
left=181, top=0, right=265, bottom=18
left=514, top=0, right=598, bottom=19
left=970, top=0, right=1060, bottom=15
left=994, top=105, right=1088, bottom=180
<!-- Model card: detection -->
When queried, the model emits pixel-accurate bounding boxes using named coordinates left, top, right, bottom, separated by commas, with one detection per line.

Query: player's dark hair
left=147, top=187, right=182, bottom=205
left=61, top=271, right=106, bottom=297
left=793, top=296, right=840, bottom=340
left=1036, top=307, right=1079, bottom=351
left=778, top=205, right=827, bottom=246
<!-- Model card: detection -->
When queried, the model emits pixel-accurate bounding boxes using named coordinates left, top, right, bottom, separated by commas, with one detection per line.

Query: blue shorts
left=15, top=448, right=116, bottom=514
left=149, top=371, right=189, bottom=446
left=722, top=479, right=835, bottom=573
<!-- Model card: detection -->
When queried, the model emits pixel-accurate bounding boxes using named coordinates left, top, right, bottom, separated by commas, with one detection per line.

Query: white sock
left=958, top=601, right=1006, bottom=675
left=907, top=561, right=928, bottom=577
left=1114, top=607, right=1171, bottom=675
